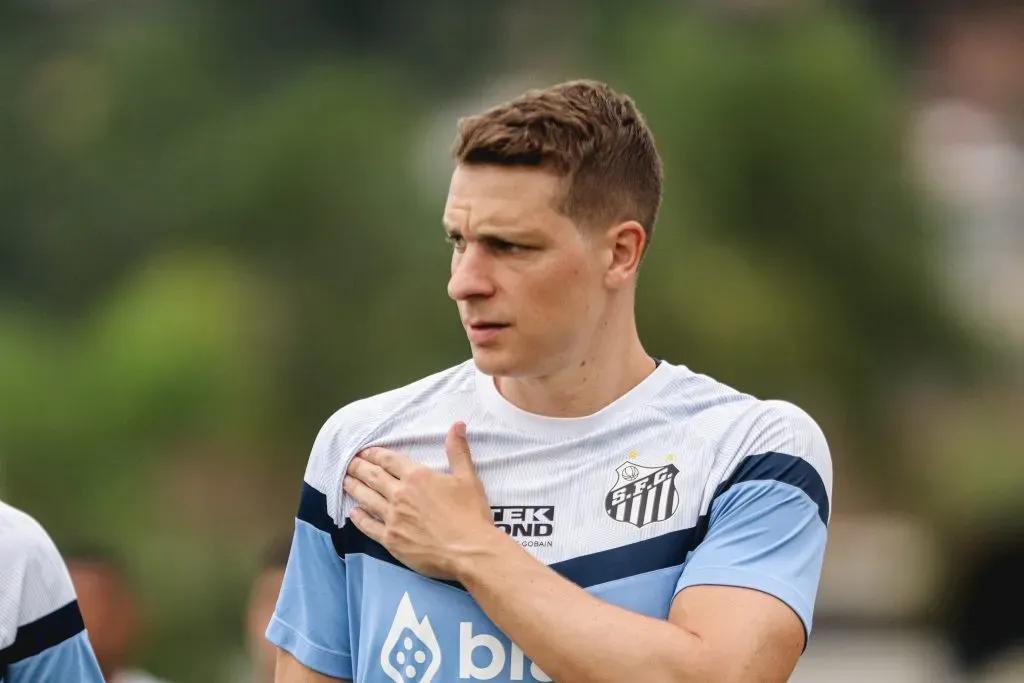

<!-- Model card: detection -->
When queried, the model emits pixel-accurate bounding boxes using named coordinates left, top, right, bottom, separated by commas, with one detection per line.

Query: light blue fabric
left=266, top=518, right=353, bottom=679
left=5, top=632, right=104, bottom=683
left=674, top=479, right=828, bottom=637
left=270, top=539, right=690, bottom=682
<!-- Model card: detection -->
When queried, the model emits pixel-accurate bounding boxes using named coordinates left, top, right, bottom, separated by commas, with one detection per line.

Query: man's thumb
left=445, top=421, right=476, bottom=478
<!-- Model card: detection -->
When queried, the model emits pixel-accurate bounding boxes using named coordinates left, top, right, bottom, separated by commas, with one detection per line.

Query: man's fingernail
left=456, top=422, right=467, bottom=438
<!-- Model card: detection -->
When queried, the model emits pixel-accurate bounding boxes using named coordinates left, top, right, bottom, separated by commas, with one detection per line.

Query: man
left=269, top=80, right=832, bottom=682
left=0, top=500, right=105, bottom=682
left=66, top=550, right=168, bottom=683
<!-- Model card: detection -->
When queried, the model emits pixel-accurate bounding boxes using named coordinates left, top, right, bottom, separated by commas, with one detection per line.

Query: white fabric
left=0, top=501, right=78, bottom=649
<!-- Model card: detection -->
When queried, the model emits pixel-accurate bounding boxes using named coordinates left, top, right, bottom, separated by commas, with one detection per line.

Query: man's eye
left=445, top=234, right=466, bottom=251
left=490, top=240, right=524, bottom=254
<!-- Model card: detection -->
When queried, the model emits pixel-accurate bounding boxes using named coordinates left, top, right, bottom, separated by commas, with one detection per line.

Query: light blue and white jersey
left=268, top=360, right=832, bottom=682
left=0, top=501, right=105, bottom=682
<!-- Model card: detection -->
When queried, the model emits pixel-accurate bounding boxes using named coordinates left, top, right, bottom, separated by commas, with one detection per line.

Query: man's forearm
left=454, top=529, right=711, bottom=683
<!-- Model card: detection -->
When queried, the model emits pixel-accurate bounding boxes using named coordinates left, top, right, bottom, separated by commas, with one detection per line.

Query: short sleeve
left=674, top=401, right=832, bottom=641
left=265, top=409, right=364, bottom=680
left=5, top=628, right=105, bottom=683
left=265, top=483, right=353, bottom=679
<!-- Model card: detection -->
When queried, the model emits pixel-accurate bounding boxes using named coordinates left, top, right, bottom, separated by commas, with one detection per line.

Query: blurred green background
left=2, top=1, right=1022, bottom=681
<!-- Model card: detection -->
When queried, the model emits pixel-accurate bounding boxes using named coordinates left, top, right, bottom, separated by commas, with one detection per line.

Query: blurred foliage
left=0, top=1, right=1012, bottom=680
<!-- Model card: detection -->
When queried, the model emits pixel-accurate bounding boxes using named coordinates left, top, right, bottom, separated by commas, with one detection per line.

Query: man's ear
left=604, top=220, right=646, bottom=289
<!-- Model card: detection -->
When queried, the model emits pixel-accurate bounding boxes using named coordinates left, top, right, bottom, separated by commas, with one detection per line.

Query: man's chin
left=470, top=348, right=520, bottom=377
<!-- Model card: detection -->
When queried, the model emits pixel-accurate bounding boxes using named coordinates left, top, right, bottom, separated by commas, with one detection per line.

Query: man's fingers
left=359, top=447, right=417, bottom=479
left=343, top=475, right=389, bottom=521
left=347, top=456, right=399, bottom=498
left=445, top=421, right=477, bottom=478
left=349, top=507, right=385, bottom=543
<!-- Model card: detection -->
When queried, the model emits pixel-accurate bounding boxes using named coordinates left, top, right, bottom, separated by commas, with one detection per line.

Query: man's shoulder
left=319, top=360, right=477, bottom=441
left=651, top=363, right=756, bottom=431
left=656, top=365, right=828, bottom=466
left=301, top=361, right=477, bottom=510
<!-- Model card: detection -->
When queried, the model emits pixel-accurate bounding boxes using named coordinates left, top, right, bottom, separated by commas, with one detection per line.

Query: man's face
left=444, top=164, right=608, bottom=378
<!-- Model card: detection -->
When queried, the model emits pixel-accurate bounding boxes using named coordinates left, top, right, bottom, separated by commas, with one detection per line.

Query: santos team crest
left=605, top=461, right=680, bottom=528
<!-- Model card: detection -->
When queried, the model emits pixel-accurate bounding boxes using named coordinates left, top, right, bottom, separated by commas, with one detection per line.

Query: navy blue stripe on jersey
left=548, top=527, right=698, bottom=587
left=297, top=483, right=346, bottom=557
left=0, top=600, right=85, bottom=666
left=342, top=519, right=701, bottom=591
left=341, top=523, right=466, bottom=591
left=712, top=452, right=829, bottom=526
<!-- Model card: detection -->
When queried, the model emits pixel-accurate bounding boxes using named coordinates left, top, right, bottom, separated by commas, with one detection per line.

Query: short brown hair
left=453, top=80, right=663, bottom=246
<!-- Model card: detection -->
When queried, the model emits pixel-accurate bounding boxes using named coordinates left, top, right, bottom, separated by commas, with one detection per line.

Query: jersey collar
left=474, top=359, right=678, bottom=440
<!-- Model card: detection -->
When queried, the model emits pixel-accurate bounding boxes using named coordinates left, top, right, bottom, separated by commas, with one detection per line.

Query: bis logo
left=380, top=593, right=442, bottom=683
left=379, top=592, right=552, bottom=681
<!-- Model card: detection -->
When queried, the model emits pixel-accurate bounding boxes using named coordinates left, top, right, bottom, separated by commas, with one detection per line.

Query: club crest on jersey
left=605, top=461, right=680, bottom=528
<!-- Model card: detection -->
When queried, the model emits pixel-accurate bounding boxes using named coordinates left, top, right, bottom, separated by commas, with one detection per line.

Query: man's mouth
left=465, top=321, right=510, bottom=344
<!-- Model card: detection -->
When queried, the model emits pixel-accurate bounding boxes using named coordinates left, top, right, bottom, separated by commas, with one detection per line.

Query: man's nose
left=447, top=246, right=496, bottom=301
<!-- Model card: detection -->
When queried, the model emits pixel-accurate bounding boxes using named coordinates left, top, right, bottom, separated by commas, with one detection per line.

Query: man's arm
left=453, top=524, right=803, bottom=683
left=275, top=648, right=351, bottom=683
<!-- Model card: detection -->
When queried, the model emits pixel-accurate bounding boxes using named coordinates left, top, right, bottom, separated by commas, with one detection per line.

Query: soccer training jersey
left=268, top=360, right=832, bottom=682
left=0, top=501, right=105, bottom=682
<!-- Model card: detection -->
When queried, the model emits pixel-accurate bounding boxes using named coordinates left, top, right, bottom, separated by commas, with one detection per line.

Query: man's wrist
left=451, top=524, right=521, bottom=584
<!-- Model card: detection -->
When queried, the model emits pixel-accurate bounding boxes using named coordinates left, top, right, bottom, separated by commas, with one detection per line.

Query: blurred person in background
left=269, top=80, right=832, bottom=683
left=242, top=540, right=289, bottom=683
left=914, top=0, right=1024, bottom=344
left=67, top=550, right=168, bottom=683
left=0, top=500, right=104, bottom=681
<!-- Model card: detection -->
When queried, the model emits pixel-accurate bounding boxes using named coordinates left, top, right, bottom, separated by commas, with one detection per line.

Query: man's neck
left=494, top=329, right=655, bottom=418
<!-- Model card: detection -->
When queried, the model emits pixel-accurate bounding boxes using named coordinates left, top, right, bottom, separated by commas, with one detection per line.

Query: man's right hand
left=275, top=648, right=351, bottom=683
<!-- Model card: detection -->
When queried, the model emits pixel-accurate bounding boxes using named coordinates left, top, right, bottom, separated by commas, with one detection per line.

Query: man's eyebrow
left=442, top=216, right=466, bottom=231
left=443, top=215, right=543, bottom=239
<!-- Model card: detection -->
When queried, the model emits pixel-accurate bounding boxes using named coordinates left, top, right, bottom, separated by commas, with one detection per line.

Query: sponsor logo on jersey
left=491, top=506, right=554, bottom=539
left=605, top=461, right=680, bottom=528
left=380, top=592, right=442, bottom=683
left=491, top=505, right=555, bottom=548
left=379, top=593, right=551, bottom=681
left=460, top=621, right=551, bottom=681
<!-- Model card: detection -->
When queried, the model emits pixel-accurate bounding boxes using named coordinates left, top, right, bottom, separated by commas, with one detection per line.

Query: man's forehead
left=443, top=165, right=566, bottom=230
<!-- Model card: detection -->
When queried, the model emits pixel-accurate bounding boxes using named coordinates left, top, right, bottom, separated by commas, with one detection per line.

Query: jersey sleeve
left=5, top=627, right=105, bottom=683
left=0, top=506, right=104, bottom=682
left=674, top=400, right=832, bottom=641
left=265, top=411, right=358, bottom=680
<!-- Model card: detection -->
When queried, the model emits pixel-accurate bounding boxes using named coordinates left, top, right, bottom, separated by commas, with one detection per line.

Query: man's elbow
left=656, top=631, right=800, bottom=683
